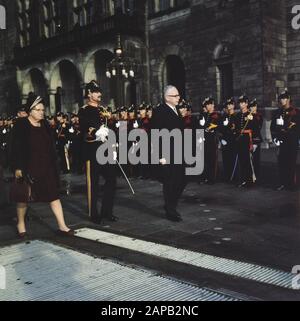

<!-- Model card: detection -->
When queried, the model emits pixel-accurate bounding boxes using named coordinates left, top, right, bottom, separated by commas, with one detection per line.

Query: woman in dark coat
left=10, top=94, right=73, bottom=237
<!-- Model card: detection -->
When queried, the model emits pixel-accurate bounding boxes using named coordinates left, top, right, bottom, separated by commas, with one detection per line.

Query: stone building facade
left=0, top=0, right=299, bottom=128
left=0, top=0, right=147, bottom=115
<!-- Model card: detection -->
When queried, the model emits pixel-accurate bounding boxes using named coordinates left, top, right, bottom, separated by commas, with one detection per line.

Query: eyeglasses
left=167, top=94, right=180, bottom=97
left=32, top=108, right=45, bottom=113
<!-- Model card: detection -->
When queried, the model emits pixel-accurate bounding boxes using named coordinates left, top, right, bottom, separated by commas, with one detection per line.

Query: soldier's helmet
left=85, top=80, right=102, bottom=98
left=138, top=102, right=147, bottom=111
left=178, top=100, right=187, bottom=110
left=17, top=104, right=27, bottom=113
left=146, top=104, right=153, bottom=111
left=119, top=106, right=128, bottom=113
left=128, top=105, right=135, bottom=113
left=249, top=98, right=258, bottom=108
left=25, top=93, right=44, bottom=114
left=278, top=89, right=291, bottom=100
left=202, top=97, right=214, bottom=107
left=238, top=94, right=249, bottom=104
left=225, top=97, right=235, bottom=106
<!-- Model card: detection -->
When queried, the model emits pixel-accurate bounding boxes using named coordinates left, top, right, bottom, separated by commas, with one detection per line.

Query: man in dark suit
left=151, top=85, right=186, bottom=222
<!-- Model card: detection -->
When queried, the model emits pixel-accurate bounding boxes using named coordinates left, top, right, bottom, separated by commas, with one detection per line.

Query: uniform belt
left=85, top=139, right=98, bottom=143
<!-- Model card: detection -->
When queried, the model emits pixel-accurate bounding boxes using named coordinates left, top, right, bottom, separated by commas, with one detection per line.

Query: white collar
left=166, top=103, right=178, bottom=115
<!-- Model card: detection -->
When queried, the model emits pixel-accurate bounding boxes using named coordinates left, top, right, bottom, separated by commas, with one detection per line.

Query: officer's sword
left=230, top=154, right=239, bottom=181
left=116, top=159, right=135, bottom=195
left=249, top=152, right=257, bottom=183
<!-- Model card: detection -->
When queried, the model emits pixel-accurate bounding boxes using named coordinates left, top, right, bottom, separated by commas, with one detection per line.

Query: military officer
left=78, top=80, right=118, bottom=224
left=234, top=95, right=257, bottom=187
left=271, top=90, right=300, bottom=191
left=220, top=98, right=237, bottom=182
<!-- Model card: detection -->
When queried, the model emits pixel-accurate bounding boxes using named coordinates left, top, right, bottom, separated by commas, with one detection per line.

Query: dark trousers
left=86, top=159, right=117, bottom=220
left=203, top=136, right=218, bottom=183
left=237, top=135, right=253, bottom=183
left=278, top=140, right=298, bottom=187
left=70, top=141, right=83, bottom=174
left=161, top=165, right=186, bottom=215
left=222, top=143, right=237, bottom=181
left=57, top=142, right=69, bottom=173
left=252, top=144, right=261, bottom=181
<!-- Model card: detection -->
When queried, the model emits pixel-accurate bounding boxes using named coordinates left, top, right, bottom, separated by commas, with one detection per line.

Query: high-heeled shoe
left=57, top=229, right=75, bottom=236
left=16, top=227, right=28, bottom=239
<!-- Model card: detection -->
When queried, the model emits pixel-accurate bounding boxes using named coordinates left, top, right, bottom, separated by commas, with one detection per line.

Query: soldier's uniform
left=271, top=90, right=300, bottom=190
left=234, top=95, right=257, bottom=187
left=68, top=113, right=83, bottom=174
left=0, top=117, right=5, bottom=172
left=56, top=113, right=70, bottom=173
left=198, top=97, right=220, bottom=184
left=249, top=99, right=263, bottom=181
left=220, top=98, right=237, bottom=182
left=137, top=103, right=151, bottom=178
left=78, top=81, right=118, bottom=224
left=0, top=117, right=11, bottom=169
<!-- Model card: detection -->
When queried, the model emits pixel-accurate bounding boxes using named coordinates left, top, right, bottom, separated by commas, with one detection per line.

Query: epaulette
left=80, top=104, right=89, bottom=110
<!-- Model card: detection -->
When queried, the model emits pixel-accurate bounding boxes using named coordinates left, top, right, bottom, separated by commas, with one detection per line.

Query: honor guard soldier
left=105, top=107, right=115, bottom=130
left=199, top=97, right=220, bottom=184
left=78, top=80, right=118, bottom=224
left=17, top=105, right=28, bottom=119
left=146, top=104, right=153, bottom=121
left=249, top=99, right=263, bottom=182
left=68, top=113, right=83, bottom=174
left=220, top=98, right=237, bottom=182
left=178, top=100, right=193, bottom=129
left=0, top=116, right=5, bottom=171
left=56, top=112, right=70, bottom=173
left=0, top=116, right=11, bottom=169
left=137, top=103, right=151, bottom=178
left=271, top=90, right=300, bottom=191
left=234, top=95, right=257, bottom=187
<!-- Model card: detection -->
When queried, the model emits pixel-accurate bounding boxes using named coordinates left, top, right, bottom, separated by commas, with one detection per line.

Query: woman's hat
left=25, top=93, right=43, bottom=113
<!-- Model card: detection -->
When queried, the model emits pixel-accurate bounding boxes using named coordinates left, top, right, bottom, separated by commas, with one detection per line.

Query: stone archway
left=84, top=49, right=114, bottom=106
left=162, top=55, right=186, bottom=99
left=213, top=42, right=234, bottom=103
left=50, top=60, right=82, bottom=114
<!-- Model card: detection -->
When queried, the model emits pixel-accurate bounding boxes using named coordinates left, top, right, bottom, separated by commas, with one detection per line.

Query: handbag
left=9, top=175, right=35, bottom=203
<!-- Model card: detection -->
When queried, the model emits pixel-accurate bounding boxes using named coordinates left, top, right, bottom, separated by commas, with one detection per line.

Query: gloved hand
left=69, top=127, right=74, bottom=134
left=199, top=117, right=206, bottom=127
left=221, top=139, right=227, bottom=146
left=115, top=121, right=120, bottom=128
left=247, top=114, right=253, bottom=121
left=113, top=151, right=117, bottom=161
left=276, top=116, right=284, bottom=126
left=273, top=138, right=281, bottom=146
left=95, top=125, right=109, bottom=142
left=197, top=137, right=205, bottom=144
left=252, top=144, right=258, bottom=152
left=159, top=158, right=167, bottom=165
left=223, top=118, right=229, bottom=126
left=133, top=121, right=139, bottom=129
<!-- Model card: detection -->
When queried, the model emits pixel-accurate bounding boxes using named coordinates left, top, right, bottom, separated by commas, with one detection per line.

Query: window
left=149, top=0, right=188, bottom=14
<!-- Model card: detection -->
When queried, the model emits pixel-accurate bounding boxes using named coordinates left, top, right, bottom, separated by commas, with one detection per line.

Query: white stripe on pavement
left=0, top=240, right=240, bottom=301
left=75, top=228, right=295, bottom=290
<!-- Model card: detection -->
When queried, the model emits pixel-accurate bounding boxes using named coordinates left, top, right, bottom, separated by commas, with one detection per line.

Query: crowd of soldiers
left=0, top=89, right=299, bottom=191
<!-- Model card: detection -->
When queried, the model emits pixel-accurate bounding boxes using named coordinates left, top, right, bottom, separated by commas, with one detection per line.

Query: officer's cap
left=238, top=94, right=249, bottom=104
left=202, top=97, right=214, bottom=107
left=278, top=89, right=291, bottom=100
left=249, top=99, right=258, bottom=108
left=85, top=80, right=102, bottom=98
